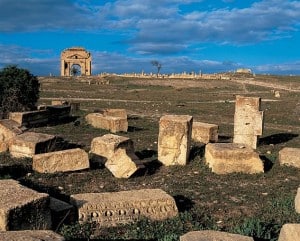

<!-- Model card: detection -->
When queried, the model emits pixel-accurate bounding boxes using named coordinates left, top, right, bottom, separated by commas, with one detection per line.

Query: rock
left=279, top=147, right=300, bottom=169
left=295, top=187, right=300, bottom=214
left=192, top=122, right=218, bottom=144
left=278, top=223, right=300, bottom=241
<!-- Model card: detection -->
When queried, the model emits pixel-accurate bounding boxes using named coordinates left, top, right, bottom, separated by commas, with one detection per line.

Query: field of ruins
left=1, top=73, right=300, bottom=240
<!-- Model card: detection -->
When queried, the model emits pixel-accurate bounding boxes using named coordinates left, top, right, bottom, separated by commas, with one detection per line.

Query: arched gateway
left=61, top=47, right=92, bottom=76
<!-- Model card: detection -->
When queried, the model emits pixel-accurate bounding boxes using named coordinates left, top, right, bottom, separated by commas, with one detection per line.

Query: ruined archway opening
left=70, top=64, right=81, bottom=76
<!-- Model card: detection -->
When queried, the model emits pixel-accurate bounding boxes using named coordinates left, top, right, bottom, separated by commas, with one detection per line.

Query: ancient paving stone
left=233, top=95, right=264, bottom=149
left=295, top=187, right=300, bottom=214
left=0, top=230, right=65, bottom=241
left=180, top=230, right=254, bottom=241
left=32, top=148, right=89, bottom=173
left=0, top=179, right=51, bottom=231
left=70, top=189, right=178, bottom=226
left=205, top=143, right=264, bottom=174
left=192, top=121, right=218, bottom=144
left=278, top=223, right=300, bottom=241
left=158, top=115, right=193, bottom=166
left=279, top=147, right=300, bottom=169
left=0, top=120, right=23, bottom=153
left=9, top=132, right=56, bottom=158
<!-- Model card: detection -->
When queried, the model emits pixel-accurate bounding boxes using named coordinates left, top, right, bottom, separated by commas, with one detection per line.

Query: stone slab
left=180, top=230, right=254, bottom=241
left=278, top=223, right=300, bottom=241
left=0, top=230, right=65, bottom=241
left=192, top=122, right=218, bottom=144
left=279, top=147, right=300, bottom=169
left=9, top=132, right=56, bottom=158
left=70, top=189, right=178, bottom=226
left=0, top=120, right=23, bottom=153
left=32, top=148, right=89, bottom=173
left=0, top=179, right=51, bottom=231
left=295, top=187, right=300, bottom=214
left=205, top=143, right=264, bottom=174
left=158, top=115, right=193, bottom=166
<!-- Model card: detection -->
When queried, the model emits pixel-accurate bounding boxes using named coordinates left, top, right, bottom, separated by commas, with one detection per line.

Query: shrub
left=0, top=65, right=39, bottom=118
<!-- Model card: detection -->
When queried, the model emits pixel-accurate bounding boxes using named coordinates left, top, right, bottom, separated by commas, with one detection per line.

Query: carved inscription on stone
left=70, top=189, right=178, bottom=226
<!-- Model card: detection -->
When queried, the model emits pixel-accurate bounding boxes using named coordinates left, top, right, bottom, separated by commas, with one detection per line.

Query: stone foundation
left=158, top=115, right=193, bottom=166
left=180, top=230, right=254, bottom=241
left=70, top=189, right=178, bottom=226
left=278, top=224, right=300, bottom=241
left=205, top=143, right=264, bottom=174
left=0, top=230, right=65, bottom=241
left=33, top=148, right=89, bottom=173
left=192, top=122, right=218, bottom=144
left=279, top=147, right=300, bottom=169
left=0, top=179, right=51, bottom=231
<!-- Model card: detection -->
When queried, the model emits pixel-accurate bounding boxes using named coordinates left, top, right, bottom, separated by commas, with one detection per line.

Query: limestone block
left=279, top=147, right=300, bottom=169
left=180, top=230, right=254, bottom=241
left=32, top=148, right=89, bottom=173
left=205, top=143, right=264, bottom=174
left=0, top=120, right=23, bottom=152
left=0, top=179, right=51, bottom=231
left=85, top=113, right=128, bottom=133
left=9, top=132, right=56, bottom=158
left=158, top=115, right=193, bottom=166
left=51, top=100, right=68, bottom=106
left=70, top=189, right=178, bottom=226
left=278, top=224, right=300, bottom=241
left=295, top=187, right=300, bottom=214
left=105, top=148, right=144, bottom=178
left=233, top=95, right=264, bottom=149
left=100, top=108, right=127, bottom=119
left=0, top=230, right=65, bottom=241
left=192, top=122, right=218, bottom=144
left=90, top=134, right=134, bottom=159
left=9, top=110, right=50, bottom=127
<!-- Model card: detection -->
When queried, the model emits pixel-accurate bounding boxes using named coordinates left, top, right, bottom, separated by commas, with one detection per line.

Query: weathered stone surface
left=278, top=223, right=300, bottom=241
left=180, top=230, right=254, bottom=241
left=295, top=187, right=300, bottom=214
left=158, top=115, right=193, bottom=166
left=0, top=179, right=51, bottom=231
left=205, top=143, right=264, bottom=174
left=85, top=113, right=128, bottom=133
left=9, top=132, right=56, bottom=158
left=233, top=95, right=264, bottom=149
left=90, top=134, right=134, bottom=159
left=99, top=108, right=127, bottom=119
left=70, top=189, right=178, bottom=226
left=51, top=100, right=68, bottom=106
left=0, top=120, right=23, bottom=153
left=192, top=122, right=218, bottom=144
left=0, top=230, right=65, bottom=241
left=105, top=148, right=144, bottom=178
left=279, top=147, right=300, bottom=169
left=32, top=148, right=89, bottom=173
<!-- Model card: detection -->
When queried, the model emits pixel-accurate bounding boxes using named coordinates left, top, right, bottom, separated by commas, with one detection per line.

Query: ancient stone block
left=295, top=187, right=300, bottom=214
left=0, top=230, right=65, bottom=241
left=9, top=132, right=56, bottom=158
left=70, top=189, right=178, bottom=226
left=51, top=100, right=68, bottom=106
left=278, top=223, right=300, bottom=241
left=180, top=230, right=254, bottom=241
left=205, top=143, right=264, bottom=174
left=158, top=115, right=193, bottom=166
left=0, top=120, right=23, bottom=153
left=102, top=108, right=127, bottom=119
left=279, top=147, right=300, bottom=169
left=9, top=110, right=50, bottom=127
left=32, top=148, right=89, bottom=173
left=233, top=95, right=264, bottom=149
left=90, top=134, right=134, bottom=159
left=85, top=113, right=128, bottom=133
left=0, top=179, right=51, bottom=231
left=192, top=122, right=218, bottom=144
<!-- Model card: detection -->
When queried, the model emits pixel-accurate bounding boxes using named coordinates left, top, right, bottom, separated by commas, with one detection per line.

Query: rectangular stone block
left=295, top=187, right=300, bottom=214
left=51, top=100, right=68, bottom=106
left=192, top=122, right=218, bottom=144
left=0, top=179, right=51, bottom=231
left=205, top=143, right=264, bottom=174
left=158, top=115, right=193, bottom=166
left=279, top=147, right=300, bottom=169
left=278, top=224, right=300, bottom=241
left=9, top=132, right=56, bottom=158
left=9, top=110, right=50, bottom=127
left=100, top=108, right=127, bottom=119
left=70, top=189, right=178, bottom=226
left=33, top=148, right=89, bottom=173
left=0, top=119, right=23, bottom=153
left=0, top=230, right=65, bottom=241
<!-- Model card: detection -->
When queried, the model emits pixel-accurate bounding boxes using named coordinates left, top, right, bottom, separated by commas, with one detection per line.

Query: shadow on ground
left=259, top=133, right=298, bottom=145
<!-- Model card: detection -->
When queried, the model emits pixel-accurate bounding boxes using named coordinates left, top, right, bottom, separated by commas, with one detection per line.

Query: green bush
left=0, top=65, right=39, bottom=118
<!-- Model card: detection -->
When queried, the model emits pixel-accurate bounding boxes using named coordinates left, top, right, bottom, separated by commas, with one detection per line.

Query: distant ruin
left=60, top=47, right=91, bottom=76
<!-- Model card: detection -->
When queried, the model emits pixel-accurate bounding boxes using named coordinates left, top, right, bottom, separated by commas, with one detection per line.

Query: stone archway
left=61, top=47, right=92, bottom=76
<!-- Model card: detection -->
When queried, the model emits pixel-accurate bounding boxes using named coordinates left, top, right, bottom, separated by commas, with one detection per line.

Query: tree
left=151, top=60, right=162, bottom=77
left=0, top=65, right=40, bottom=118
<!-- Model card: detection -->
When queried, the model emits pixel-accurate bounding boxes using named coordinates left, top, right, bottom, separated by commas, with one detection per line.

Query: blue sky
left=0, top=0, right=300, bottom=76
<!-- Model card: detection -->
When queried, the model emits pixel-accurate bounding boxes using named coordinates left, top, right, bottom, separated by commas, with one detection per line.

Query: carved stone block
left=279, top=147, right=300, bottom=169
left=9, top=132, right=56, bottom=158
left=158, top=115, right=193, bottom=166
left=70, top=189, right=178, bottom=226
left=180, top=230, right=254, bottom=241
left=278, top=224, right=300, bottom=241
left=205, top=143, right=264, bottom=174
left=0, top=230, right=65, bottom=241
left=192, top=122, right=218, bottom=144
left=0, top=179, right=51, bottom=231
left=33, top=148, right=89, bottom=173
